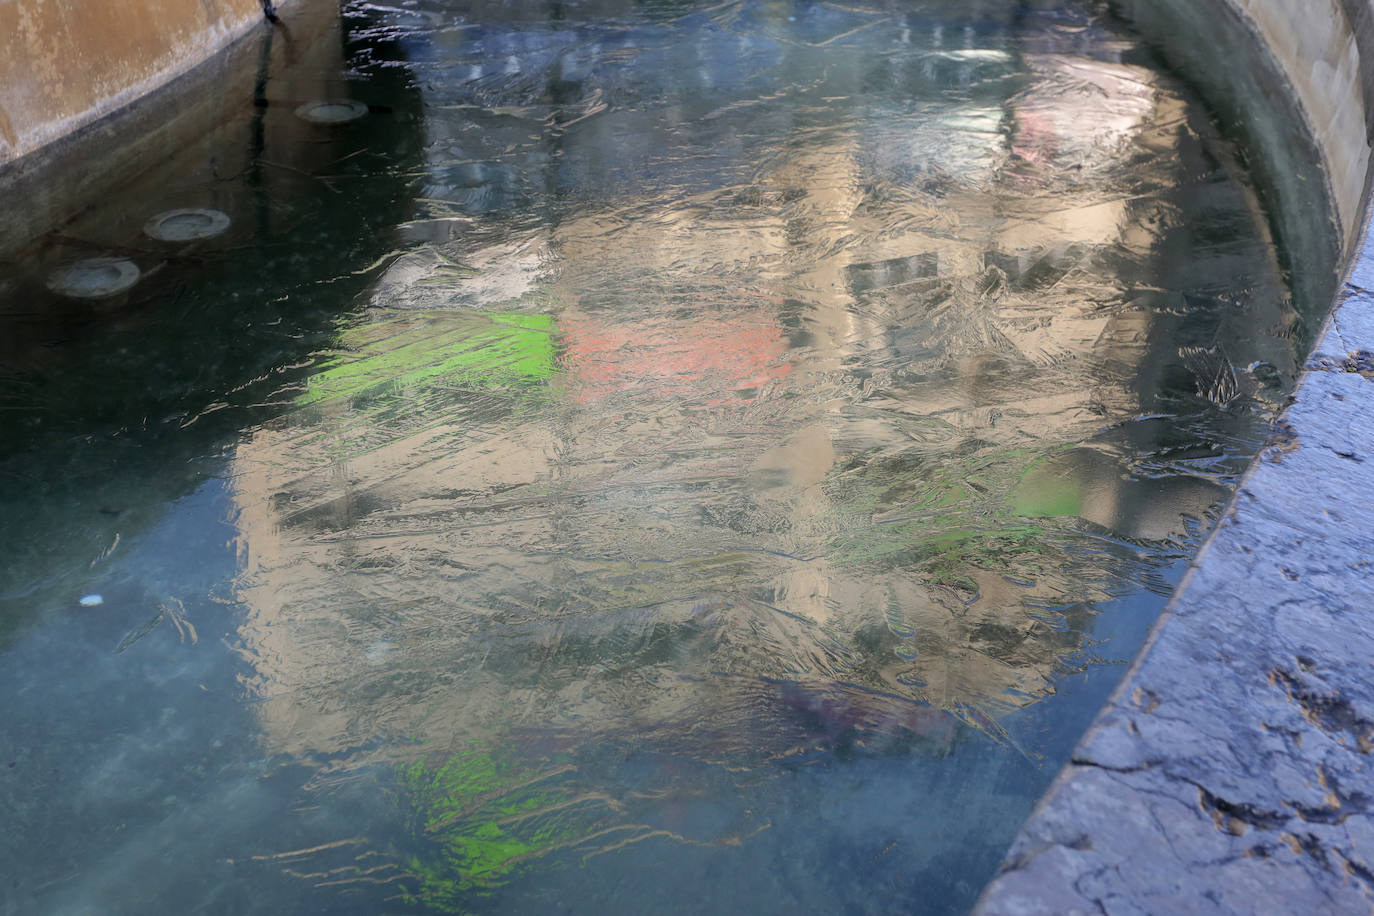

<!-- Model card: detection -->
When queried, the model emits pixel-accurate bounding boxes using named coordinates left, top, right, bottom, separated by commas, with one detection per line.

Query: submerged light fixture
left=46, top=257, right=141, bottom=299
left=294, top=99, right=368, bottom=125
left=143, top=208, right=231, bottom=242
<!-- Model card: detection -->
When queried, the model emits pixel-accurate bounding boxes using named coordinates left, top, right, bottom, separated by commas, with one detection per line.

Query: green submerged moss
left=300, top=311, right=557, bottom=408
left=395, top=741, right=595, bottom=913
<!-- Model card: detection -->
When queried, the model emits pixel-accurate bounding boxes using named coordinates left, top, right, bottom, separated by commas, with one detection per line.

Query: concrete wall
left=976, top=0, right=1374, bottom=912
left=1233, top=0, right=1368, bottom=245
left=0, top=0, right=269, bottom=165
left=0, top=0, right=317, bottom=254
left=1110, top=0, right=1368, bottom=255
left=1109, top=0, right=1346, bottom=329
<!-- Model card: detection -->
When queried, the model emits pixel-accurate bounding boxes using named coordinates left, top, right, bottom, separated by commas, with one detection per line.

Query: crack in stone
left=1338, top=850, right=1374, bottom=889
left=1072, top=755, right=1361, bottom=836
left=1261, top=419, right=1301, bottom=461
left=1210, top=774, right=1360, bottom=829
left=1342, top=350, right=1374, bottom=378
left=1144, top=797, right=1189, bottom=865
left=1270, top=668, right=1374, bottom=752
left=995, top=835, right=1089, bottom=878
left=1069, top=757, right=1153, bottom=775
left=1303, top=347, right=1374, bottom=379
left=1131, top=687, right=1160, bottom=714
left=1069, top=861, right=1113, bottom=912
left=1285, top=831, right=1345, bottom=888
left=1199, top=786, right=1287, bottom=832
left=1270, top=587, right=1359, bottom=623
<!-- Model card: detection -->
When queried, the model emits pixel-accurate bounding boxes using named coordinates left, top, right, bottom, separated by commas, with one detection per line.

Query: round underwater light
left=144, top=208, right=231, bottom=242
left=46, top=257, right=141, bottom=299
left=294, top=99, right=368, bottom=125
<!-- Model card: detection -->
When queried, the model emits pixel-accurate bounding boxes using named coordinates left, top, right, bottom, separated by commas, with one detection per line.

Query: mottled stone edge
left=973, top=2, right=1374, bottom=913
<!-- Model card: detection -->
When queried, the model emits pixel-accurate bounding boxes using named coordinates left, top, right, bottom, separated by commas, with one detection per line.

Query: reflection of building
left=228, top=0, right=1293, bottom=776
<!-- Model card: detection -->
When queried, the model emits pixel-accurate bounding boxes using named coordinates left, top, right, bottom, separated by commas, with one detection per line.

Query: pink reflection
left=1010, top=56, right=1155, bottom=179
left=561, top=296, right=793, bottom=403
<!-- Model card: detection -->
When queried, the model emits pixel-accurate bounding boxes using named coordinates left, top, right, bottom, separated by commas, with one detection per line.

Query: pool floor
left=0, top=0, right=1312, bottom=912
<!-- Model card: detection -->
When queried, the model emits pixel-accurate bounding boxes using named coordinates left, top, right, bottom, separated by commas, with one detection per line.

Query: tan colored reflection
left=229, top=19, right=1285, bottom=767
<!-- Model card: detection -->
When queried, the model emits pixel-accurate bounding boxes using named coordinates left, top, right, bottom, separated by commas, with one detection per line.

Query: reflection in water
left=0, top=0, right=1318, bottom=914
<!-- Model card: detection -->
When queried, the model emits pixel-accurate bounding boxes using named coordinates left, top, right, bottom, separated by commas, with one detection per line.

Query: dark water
left=0, top=0, right=1319, bottom=913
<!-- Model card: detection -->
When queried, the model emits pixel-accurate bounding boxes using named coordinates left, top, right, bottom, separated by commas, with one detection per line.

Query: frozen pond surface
left=0, top=0, right=1319, bottom=912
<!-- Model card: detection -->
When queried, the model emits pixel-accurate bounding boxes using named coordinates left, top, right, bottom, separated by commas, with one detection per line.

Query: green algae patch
left=395, top=741, right=596, bottom=913
left=1011, top=453, right=1085, bottom=518
left=300, top=311, right=556, bottom=408
left=824, top=444, right=1052, bottom=573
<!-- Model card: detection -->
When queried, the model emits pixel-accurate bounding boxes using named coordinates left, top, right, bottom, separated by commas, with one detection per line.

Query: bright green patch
left=395, top=741, right=590, bottom=914
left=300, top=312, right=556, bottom=408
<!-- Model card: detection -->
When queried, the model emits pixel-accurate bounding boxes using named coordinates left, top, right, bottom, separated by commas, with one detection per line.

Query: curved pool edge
left=0, top=0, right=295, bottom=255
left=0, top=0, right=272, bottom=166
left=974, top=1, right=1374, bottom=912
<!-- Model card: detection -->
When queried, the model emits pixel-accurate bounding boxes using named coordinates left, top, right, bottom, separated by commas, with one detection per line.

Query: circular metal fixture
left=294, top=99, right=368, bottom=125
left=144, top=208, right=231, bottom=242
left=46, top=257, right=141, bottom=299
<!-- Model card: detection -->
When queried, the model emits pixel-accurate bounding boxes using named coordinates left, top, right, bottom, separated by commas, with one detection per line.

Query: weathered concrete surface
left=975, top=0, right=1374, bottom=910
left=1232, top=0, right=1369, bottom=247
left=0, top=0, right=270, bottom=166
left=0, top=0, right=333, bottom=254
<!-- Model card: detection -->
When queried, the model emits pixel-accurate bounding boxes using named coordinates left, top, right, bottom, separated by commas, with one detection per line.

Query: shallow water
left=0, top=0, right=1316, bottom=913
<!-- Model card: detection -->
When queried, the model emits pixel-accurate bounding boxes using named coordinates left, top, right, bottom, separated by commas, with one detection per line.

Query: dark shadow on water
left=0, top=4, right=427, bottom=642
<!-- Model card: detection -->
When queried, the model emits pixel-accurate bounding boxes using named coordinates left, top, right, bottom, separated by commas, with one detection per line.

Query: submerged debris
left=295, top=99, right=368, bottom=125
left=1180, top=345, right=1241, bottom=406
